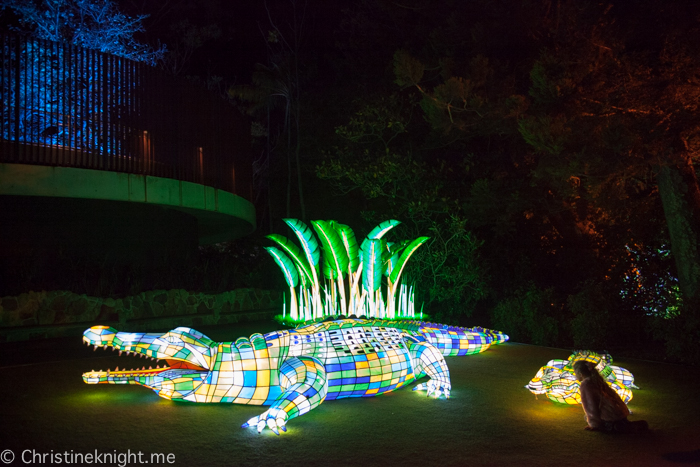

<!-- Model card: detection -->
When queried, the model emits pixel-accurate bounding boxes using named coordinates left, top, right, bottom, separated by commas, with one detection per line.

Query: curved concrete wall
left=0, top=163, right=256, bottom=245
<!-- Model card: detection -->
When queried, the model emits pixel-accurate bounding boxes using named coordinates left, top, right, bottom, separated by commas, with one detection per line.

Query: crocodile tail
left=416, top=322, right=501, bottom=356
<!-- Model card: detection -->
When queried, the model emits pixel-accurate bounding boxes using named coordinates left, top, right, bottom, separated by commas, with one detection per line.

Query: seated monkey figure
left=573, top=361, right=648, bottom=433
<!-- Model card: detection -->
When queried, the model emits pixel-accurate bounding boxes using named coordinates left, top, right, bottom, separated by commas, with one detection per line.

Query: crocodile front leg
left=242, top=356, right=328, bottom=434
left=408, top=340, right=451, bottom=398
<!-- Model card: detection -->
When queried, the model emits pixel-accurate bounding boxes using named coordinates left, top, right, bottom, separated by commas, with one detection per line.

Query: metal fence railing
left=0, top=33, right=252, bottom=200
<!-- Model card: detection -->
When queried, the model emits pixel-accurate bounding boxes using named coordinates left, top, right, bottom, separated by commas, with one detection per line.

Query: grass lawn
left=1, top=320, right=699, bottom=466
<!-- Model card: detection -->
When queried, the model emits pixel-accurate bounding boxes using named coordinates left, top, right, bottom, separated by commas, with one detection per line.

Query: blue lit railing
left=0, top=33, right=252, bottom=199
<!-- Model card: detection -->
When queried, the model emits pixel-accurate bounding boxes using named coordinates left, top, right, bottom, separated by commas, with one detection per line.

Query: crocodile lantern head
left=82, top=325, right=218, bottom=401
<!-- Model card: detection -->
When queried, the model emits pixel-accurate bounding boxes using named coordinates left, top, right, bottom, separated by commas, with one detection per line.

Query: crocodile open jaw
left=81, top=326, right=211, bottom=385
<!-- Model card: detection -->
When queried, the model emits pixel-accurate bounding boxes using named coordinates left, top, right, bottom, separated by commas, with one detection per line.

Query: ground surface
left=1, top=320, right=699, bottom=467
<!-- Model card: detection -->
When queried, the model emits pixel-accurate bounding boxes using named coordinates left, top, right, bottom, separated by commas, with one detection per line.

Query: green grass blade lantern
left=266, top=219, right=428, bottom=323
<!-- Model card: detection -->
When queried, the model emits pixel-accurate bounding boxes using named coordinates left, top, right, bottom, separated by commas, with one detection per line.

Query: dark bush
left=1, top=236, right=284, bottom=298
left=567, top=280, right=614, bottom=349
left=490, top=284, right=561, bottom=346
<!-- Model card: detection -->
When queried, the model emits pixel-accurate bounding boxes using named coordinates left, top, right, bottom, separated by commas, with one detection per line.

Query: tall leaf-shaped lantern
left=264, top=247, right=300, bottom=321
left=360, top=220, right=402, bottom=255
left=283, top=219, right=323, bottom=318
left=362, top=238, right=385, bottom=317
left=332, top=221, right=361, bottom=314
left=383, top=240, right=408, bottom=318
left=360, top=220, right=401, bottom=317
left=388, top=237, right=430, bottom=318
left=311, top=220, right=350, bottom=315
left=265, top=233, right=315, bottom=321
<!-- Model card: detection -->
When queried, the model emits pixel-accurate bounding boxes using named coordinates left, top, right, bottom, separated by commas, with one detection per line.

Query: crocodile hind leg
left=407, top=340, right=451, bottom=398
left=242, top=356, right=327, bottom=434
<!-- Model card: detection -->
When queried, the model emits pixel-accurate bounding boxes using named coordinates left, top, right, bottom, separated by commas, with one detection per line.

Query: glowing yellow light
left=526, top=351, right=637, bottom=405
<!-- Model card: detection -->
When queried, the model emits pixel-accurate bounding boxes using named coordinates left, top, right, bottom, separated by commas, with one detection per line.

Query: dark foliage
left=1, top=236, right=283, bottom=298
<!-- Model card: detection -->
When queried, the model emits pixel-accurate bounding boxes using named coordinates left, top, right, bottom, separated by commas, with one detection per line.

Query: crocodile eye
left=163, top=335, right=183, bottom=344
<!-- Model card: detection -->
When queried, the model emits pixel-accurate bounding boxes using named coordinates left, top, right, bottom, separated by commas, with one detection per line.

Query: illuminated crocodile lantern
left=525, top=350, right=638, bottom=405
left=82, top=318, right=508, bottom=434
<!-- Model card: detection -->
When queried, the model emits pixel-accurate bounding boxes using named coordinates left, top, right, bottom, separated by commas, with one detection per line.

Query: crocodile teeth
left=119, top=351, right=122, bottom=356
left=93, top=345, right=97, bottom=351
left=115, top=366, right=119, bottom=371
left=149, top=366, right=152, bottom=370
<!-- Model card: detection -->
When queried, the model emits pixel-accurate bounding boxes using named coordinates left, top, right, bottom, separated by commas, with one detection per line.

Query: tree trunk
left=294, top=105, right=306, bottom=221
left=286, top=102, right=292, bottom=218
left=656, top=154, right=700, bottom=318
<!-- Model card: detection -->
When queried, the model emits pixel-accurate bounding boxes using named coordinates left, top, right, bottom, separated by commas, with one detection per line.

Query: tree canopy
left=311, top=0, right=700, bottom=362
left=2, top=0, right=165, bottom=63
